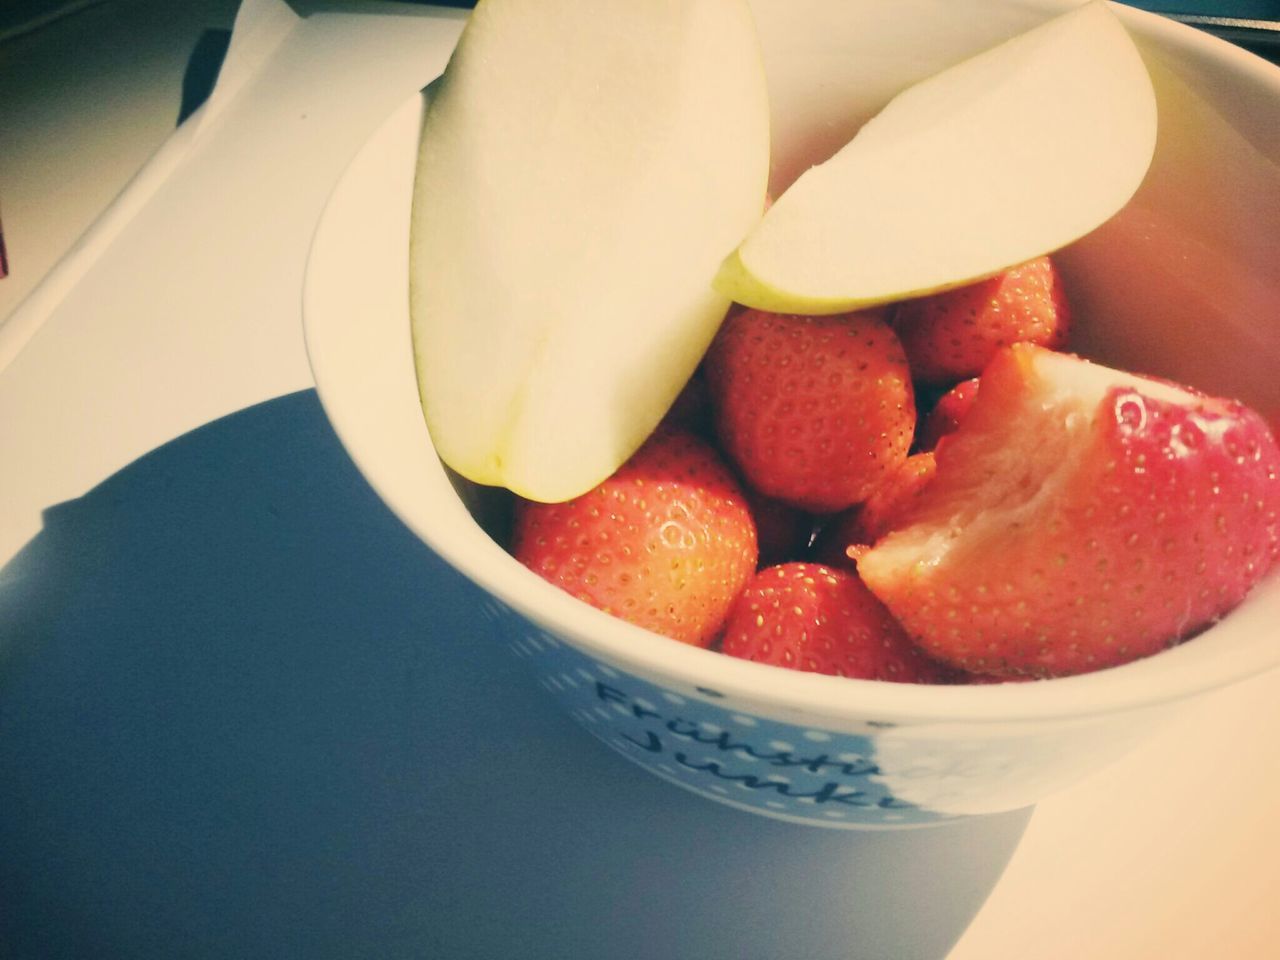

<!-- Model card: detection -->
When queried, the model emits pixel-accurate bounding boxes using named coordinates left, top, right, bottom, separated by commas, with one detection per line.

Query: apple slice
left=715, top=0, right=1156, bottom=314
left=410, top=0, right=770, bottom=502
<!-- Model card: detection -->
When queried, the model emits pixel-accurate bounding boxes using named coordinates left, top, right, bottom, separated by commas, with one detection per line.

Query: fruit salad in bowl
left=304, top=0, right=1280, bottom=827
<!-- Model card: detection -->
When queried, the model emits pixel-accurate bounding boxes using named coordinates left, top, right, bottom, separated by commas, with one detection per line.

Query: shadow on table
left=0, top=391, right=1031, bottom=960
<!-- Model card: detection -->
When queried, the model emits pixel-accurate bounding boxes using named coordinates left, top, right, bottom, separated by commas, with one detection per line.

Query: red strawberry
left=917, top=378, right=980, bottom=451
left=812, top=452, right=938, bottom=566
left=511, top=426, right=757, bottom=647
left=858, top=344, right=1280, bottom=678
left=705, top=308, right=915, bottom=513
left=720, top=563, right=949, bottom=683
left=895, top=256, right=1071, bottom=383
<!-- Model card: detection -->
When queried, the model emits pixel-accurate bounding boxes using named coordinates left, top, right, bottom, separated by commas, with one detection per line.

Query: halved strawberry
left=858, top=344, right=1280, bottom=677
left=705, top=307, right=915, bottom=513
left=512, top=426, right=757, bottom=647
left=720, top=563, right=949, bottom=683
left=895, top=256, right=1071, bottom=384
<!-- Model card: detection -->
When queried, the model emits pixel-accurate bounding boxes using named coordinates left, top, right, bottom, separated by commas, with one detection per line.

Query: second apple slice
left=715, top=0, right=1156, bottom=314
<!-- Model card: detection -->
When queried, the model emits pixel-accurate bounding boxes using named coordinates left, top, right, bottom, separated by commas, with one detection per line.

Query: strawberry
left=720, top=563, right=949, bottom=683
left=705, top=307, right=915, bottom=513
left=812, top=451, right=937, bottom=566
left=511, top=426, right=757, bottom=647
left=894, top=256, right=1071, bottom=383
left=858, top=344, right=1280, bottom=678
left=917, top=378, right=980, bottom=451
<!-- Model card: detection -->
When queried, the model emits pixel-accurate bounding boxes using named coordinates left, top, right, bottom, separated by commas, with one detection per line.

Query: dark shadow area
left=0, top=390, right=1030, bottom=960
left=400, top=0, right=479, bottom=8
left=179, top=27, right=232, bottom=125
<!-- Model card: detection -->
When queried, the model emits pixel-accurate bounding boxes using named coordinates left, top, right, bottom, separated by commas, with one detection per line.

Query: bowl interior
left=303, top=0, right=1280, bottom=727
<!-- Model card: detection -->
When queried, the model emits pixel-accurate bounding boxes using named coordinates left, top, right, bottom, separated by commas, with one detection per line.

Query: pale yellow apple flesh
left=410, top=0, right=770, bottom=503
left=860, top=346, right=1196, bottom=579
left=715, top=0, right=1157, bottom=314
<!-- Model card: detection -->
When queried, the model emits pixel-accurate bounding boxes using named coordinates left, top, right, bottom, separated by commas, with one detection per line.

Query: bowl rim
left=303, top=0, right=1280, bottom=728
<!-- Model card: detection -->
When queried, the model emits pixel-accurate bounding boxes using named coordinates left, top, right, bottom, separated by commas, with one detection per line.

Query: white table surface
left=2, top=2, right=1277, bottom=958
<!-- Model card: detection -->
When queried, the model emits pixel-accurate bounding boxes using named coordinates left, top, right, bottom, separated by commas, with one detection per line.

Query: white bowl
left=303, top=0, right=1280, bottom=828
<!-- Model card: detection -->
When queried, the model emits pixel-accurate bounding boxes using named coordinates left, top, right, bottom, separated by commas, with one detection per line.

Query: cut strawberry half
left=858, top=344, right=1280, bottom=678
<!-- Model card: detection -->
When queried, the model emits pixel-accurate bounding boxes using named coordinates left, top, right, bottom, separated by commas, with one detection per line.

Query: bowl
left=302, top=0, right=1280, bottom=829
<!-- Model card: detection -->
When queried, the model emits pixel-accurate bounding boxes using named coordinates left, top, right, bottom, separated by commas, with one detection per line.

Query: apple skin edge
left=714, top=224, right=1159, bottom=317
left=714, top=247, right=1035, bottom=316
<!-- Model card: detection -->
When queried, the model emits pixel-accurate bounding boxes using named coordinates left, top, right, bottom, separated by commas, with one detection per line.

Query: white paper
left=0, top=0, right=301, bottom=375
left=0, top=1, right=465, bottom=564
